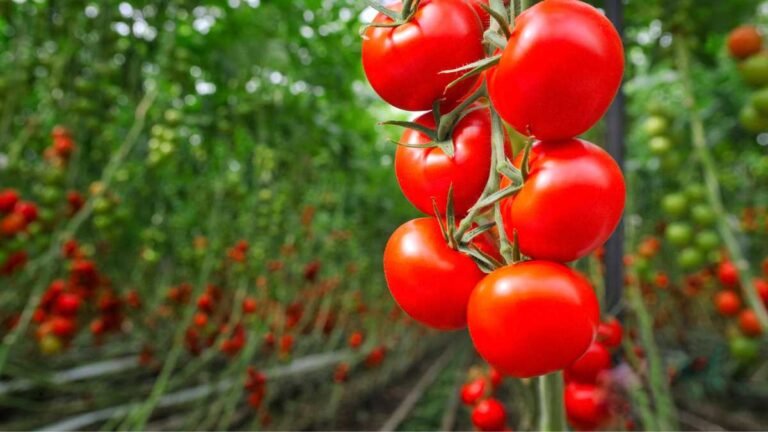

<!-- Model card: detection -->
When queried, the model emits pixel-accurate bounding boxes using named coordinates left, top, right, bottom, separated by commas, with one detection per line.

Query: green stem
left=537, top=372, right=566, bottom=432
left=674, top=38, right=768, bottom=331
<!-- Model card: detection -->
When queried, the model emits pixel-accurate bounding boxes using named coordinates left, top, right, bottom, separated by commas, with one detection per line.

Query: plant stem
left=537, top=372, right=566, bottom=432
left=674, top=38, right=768, bottom=331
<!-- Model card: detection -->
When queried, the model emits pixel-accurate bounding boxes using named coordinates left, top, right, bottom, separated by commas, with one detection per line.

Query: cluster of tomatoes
left=713, top=259, right=768, bottom=341
left=728, top=25, right=768, bottom=133
left=460, top=366, right=508, bottom=431
left=364, top=0, right=625, bottom=402
left=0, top=188, right=38, bottom=275
left=659, top=184, right=720, bottom=271
left=563, top=318, right=624, bottom=431
left=31, top=240, right=135, bottom=354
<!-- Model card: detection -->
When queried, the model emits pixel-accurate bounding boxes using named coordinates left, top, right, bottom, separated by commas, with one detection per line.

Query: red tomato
left=489, top=367, right=504, bottom=388
left=384, top=218, right=485, bottom=329
left=362, top=0, right=485, bottom=111
left=728, top=25, right=763, bottom=59
left=53, top=293, right=81, bottom=316
left=565, top=382, right=610, bottom=431
left=718, top=260, right=739, bottom=288
left=739, top=309, right=763, bottom=338
left=396, top=108, right=506, bottom=216
left=714, top=290, right=742, bottom=317
left=0, top=189, right=20, bottom=213
left=471, top=398, right=507, bottom=431
left=1, top=212, right=27, bottom=236
left=14, top=202, right=38, bottom=223
left=565, top=341, right=611, bottom=384
left=488, top=0, right=623, bottom=140
left=500, top=139, right=625, bottom=262
left=597, top=318, right=623, bottom=348
left=755, top=278, right=768, bottom=306
left=348, top=331, right=364, bottom=349
left=460, top=378, right=487, bottom=406
left=467, top=261, right=600, bottom=378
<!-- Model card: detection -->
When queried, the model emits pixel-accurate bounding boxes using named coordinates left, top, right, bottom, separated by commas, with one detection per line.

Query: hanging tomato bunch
left=362, top=0, right=625, bottom=424
left=728, top=25, right=768, bottom=133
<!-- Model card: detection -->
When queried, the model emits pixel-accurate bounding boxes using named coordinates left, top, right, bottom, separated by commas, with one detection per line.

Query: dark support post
left=604, top=0, right=624, bottom=315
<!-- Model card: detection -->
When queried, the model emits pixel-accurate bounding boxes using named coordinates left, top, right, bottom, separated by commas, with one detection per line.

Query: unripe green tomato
left=26, top=222, right=42, bottom=237
left=643, top=116, right=669, bottom=136
left=666, top=222, right=693, bottom=247
left=695, top=230, right=719, bottom=252
left=649, top=136, right=673, bottom=155
left=93, top=197, right=112, bottom=214
left=164, top=109, right=182, bottom=125
left=677, top=247, right=704, bottom=270
left=730, top=336, right=759, bottom=364
left=662, top=193, right=688, bottom=218
left=684, top=184, right=707, bottom=202
left=752, top=87, right=768, bottom=116
left=93, top=214, right=112, bottom=230
left=39, top=335, right=63, bottom=355
left=38, top=186, right=62, bottom=205
left=740, top=104, right=768, bottom=133
left=38, top=208, right=55, bottom=224
left=739, top=53, right=768, bottom=88
left=754, top=156, right=768, bottom=179
left=634, top=257, right=651, bottom=276
left=151, top=125, right=165, bottom=138
left=646, top=100, right=669, bottom=117
left=691, top=204, right=716, bottom=226
left=142, top=248, right=160, bottom=263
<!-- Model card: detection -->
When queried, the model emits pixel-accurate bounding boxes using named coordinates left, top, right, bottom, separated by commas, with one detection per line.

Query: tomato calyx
left=360, top=0, right=422, bottom=34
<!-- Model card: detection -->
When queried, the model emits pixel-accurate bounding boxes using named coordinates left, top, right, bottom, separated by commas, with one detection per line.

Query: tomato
left=717, top=260, right=739, bottom=288
left=739, top=52, right=768, bottom=88
left=500, top=139, right=625, bottom=262
left=471, top=398, right=507, bottom=431
left=728, top=26, right=763, bottom=59
left=755, top=278, right=768, bottom=306
left=362, top=0, right=485, bottom=111
left=648, top=136, right=672, bottom=156
left=460, top=377, right=488, bottom=406
left=489, top=367, right=503, bottom=388
left=396, top=107, right=506, bottom=216
left=1, top=212, right=26, bottom=236
left=467, top=261, right=600, bottom=378
left=488, top=0, right=623, bottom=140
left=691, top=204, right=716, bottom=227
left=597, top=318, right=623, bottom=348
left=677, top=247, right=704, bottom=270
left=738, top=309, right=763, bottom=337
left=0, top=189, right=19, bottom=213
left=741, top=104, right=768, bottom=133
left=664, top=222, right=692, bottom=247
left=14, top=201, right=38, bottom=223
left=694, top=230, right=719, bottom=252
left=752, top=87, right=768, bottom=116
left=53, top=293, right=81, bottom=316
left=383, top=218, right=485, bottom=330
left=564, top=341, right=611, bottom=384
left=642, top=116, right=669, bottom=136
left=714, top=290, right=741, bottom=317
left=348, top=331, right=364, bottom=349
left=564, top=382, right=610, bottom=431
left=729, top=336, right=759, bottom=363
left=661, top=193, right=688, bottom=217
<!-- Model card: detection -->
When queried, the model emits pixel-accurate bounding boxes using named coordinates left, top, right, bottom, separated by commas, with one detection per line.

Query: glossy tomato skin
left=383, top=218, right=485, bottom=330
left=565, top=382, right=610, bottom=431
left=467, top=261, right=600, bottom=378
left=488, top=0, right=623, bottom=140
left=460, top=378, right=487, bottom=406
left=714, top=290, right=741, bottom=317
left=500, top=139, right=625, bottom=262
left=471, top=398, right=507, bottom=431
left=564, top=341, right=612, bottom=384
left=396, top=108, right=507, bottom=216
left=362, top=0, right=485, bottom=111
left=597, top=318, right=623, bottom=348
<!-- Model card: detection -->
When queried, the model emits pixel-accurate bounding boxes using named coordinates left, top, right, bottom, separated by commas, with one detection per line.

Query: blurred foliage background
left=0, top=0, right=768, bottom=430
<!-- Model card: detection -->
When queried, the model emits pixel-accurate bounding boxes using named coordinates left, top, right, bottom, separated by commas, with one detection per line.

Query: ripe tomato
left=755, top=278, right=768, bottom=306
left=471, top=398, right=506, bottom=431
left=53, top=293, right=81, bottom=316
left=728, top=25, right=763, bottom=59
left=396, top=108, right=507, bottom=216
left=460, top=377, right=487, bottom=406
left=714, top=290, right=741, bottom=317
left=564, top=341, right=611, bottom=384
left=717, top=260, right=739, bottom=288
left=488, top=0, right=623, bottom=140
left=0, top=189, right=19, bottom=213
left=565, top=382, right=610, bottom=431
left=738, top=309, right=763, bottom=337
left=467, top=261, right=600, bottom=378
left=362, top=0, right=485, bottom=111
left=597, top=318, right=623, bottom=348
left=500, top=139, right=625, bottom=262
left=383, top=218, right=485, bottom=330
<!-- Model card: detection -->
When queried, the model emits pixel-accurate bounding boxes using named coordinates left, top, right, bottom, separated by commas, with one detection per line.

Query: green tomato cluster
left=737, top=50, right=768, bottom=133
left=661, top=184, right=720, bottom=271
left=641, top=109, right=681, bottom=172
